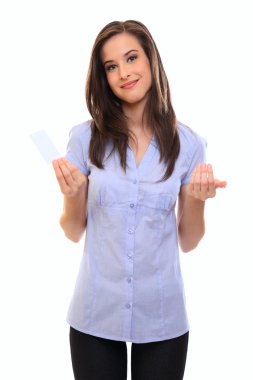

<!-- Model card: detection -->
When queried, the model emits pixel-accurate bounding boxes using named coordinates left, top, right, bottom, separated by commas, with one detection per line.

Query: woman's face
left=100, top=32, right=152, bottom=107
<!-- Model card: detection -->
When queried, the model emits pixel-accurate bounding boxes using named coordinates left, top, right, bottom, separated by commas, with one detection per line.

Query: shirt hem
left=67, top=320, right=189, bottom=343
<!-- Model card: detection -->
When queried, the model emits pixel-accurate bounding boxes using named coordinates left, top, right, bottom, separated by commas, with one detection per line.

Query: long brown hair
left=86, top=20, right=180, bottom=182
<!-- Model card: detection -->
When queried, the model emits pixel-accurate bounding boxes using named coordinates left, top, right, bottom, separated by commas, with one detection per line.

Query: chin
left=121, top=95, right=148, bottom=105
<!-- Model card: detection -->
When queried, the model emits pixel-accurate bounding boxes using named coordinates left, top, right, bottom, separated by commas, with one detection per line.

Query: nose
left=119, top=64, right=130, bottom=80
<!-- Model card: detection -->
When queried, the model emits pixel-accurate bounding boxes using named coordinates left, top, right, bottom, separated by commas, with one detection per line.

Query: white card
left=30, top=129, right=61, bottom=164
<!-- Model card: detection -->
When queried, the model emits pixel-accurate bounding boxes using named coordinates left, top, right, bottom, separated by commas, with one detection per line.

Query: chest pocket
left=141, top=193, right=172, bottom=210
left=137, top=193, right=174, bottom=232
left=95, top=187, right=174, bottom=231
left=95, top=187, right=129, bottom=228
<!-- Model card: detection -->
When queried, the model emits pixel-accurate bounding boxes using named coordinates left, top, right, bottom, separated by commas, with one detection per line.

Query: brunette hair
left=86, top=20, right=180, bottom=181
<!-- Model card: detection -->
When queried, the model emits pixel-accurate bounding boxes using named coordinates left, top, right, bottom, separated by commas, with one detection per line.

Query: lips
left=121, top=80, right=139, bottom=89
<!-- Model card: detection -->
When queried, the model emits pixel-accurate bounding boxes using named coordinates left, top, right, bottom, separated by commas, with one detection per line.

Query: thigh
left=69, top=326, right=127, bottom=380
left=131, top=331, right=189, bottom=380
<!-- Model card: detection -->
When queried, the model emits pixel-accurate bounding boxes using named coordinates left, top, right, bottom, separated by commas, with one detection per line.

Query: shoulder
left=65, top=120, right=93, bottom=172
left=68, top=119, right=92, bottom=140
left=176, top=120, right=207, bottom=155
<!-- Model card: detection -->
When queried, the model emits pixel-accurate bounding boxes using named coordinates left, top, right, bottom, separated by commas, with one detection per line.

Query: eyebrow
left=103, top=49, right=139, bottom=66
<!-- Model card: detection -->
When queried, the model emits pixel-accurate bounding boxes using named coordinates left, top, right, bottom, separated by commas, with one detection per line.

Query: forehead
left=101, top=32, right=143, bottom=61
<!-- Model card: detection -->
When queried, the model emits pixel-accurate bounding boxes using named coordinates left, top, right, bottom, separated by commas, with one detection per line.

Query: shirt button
left=127, top=253, right=132, bottom=259
left=127, top=277, right=132, bottom=283
left=128, top=227, right=134, bottom=234
left=125, top=303, right=131, bottom=309
left=130, top=203, right=134, bottom=208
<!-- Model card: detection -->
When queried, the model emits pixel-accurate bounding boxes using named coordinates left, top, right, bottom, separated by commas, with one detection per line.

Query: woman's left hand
left=187, top=163, right=227, bottom=201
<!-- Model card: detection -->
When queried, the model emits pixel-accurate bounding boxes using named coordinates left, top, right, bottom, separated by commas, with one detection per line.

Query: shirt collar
left=150, top=134, right=157, bottom=148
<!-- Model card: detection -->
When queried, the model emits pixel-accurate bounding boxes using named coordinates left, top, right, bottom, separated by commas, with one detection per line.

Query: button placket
left=124, top=181, right=138, bottom=336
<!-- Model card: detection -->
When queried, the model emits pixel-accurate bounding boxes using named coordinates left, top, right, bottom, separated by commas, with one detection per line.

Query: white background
left=1, top=0, right=252, bottom=379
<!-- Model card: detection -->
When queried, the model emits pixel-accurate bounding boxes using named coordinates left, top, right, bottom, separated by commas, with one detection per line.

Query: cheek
left=106, top=74, right=117, bottom=90
left=142, top=67, right=152, bottom=87
left=138, top=62, right=152, bottom=82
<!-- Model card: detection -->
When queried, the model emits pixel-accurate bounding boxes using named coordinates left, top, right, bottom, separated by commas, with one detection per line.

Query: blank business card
left=30, top=129, right=61, bottom=164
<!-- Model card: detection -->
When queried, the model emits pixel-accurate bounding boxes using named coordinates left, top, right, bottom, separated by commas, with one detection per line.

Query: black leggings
left=69, top=326, right=189, bottom=380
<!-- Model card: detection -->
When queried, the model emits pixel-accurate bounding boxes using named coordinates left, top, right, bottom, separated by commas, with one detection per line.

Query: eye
left=127, top=55, right=138, bottom=62
left=106, top=64, right=117, bottom=72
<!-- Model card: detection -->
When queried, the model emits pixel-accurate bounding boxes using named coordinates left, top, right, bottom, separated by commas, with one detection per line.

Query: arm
left=177, top=185, right=205, bottom=252
left=52, top=158, right=88, bottom=243
left=177, top=163, right=226, bottom=253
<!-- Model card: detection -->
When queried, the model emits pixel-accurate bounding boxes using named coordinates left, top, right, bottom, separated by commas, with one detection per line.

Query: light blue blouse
left=64, top=119, right=206, bottom=343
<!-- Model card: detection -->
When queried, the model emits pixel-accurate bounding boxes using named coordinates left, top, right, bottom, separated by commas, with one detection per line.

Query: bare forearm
left=52, top=158, right=89, bottom=242
left=177, top=163, right=226, bottom=252
left=178, top=195, right=205, bottom=252
left=60, top=187, right=88, bottom=242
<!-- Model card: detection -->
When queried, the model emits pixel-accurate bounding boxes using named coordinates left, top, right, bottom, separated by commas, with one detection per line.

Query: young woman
left=52, top=20, right=226, bottom=380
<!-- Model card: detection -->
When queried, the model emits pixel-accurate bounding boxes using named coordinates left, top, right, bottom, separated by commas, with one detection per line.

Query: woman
left=52, top=20, right=226, bottom=380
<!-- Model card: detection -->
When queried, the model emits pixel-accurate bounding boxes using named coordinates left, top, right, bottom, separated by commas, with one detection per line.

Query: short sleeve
left=64, top=122, right=91, bottom=176
left=181, top=134, right=207, bottom=185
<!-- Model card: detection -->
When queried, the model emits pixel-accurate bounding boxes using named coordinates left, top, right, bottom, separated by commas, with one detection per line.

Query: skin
left=52, top=158, right=88, bottom=242
left=177, top=163, right=226, bottom=252
left=52, top=32, right=227, bottom=250
left=101, top=32, right=153, bottom=133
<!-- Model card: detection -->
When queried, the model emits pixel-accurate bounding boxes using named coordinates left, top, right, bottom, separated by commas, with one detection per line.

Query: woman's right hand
left=52, top=158, right=88, bottom=198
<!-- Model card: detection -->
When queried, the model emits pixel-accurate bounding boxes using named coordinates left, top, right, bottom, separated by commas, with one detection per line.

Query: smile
left=121, top=80, right=139, bottom=89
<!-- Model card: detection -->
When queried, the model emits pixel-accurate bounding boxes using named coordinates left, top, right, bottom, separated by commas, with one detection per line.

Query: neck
left=122, top=101, right=151, bottom=135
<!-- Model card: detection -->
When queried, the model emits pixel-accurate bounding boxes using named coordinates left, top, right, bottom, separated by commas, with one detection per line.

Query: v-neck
left=127, top=135, right=156, bottom=170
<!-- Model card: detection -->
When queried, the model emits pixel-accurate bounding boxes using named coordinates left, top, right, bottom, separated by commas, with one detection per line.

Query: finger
left=62, top=158, right=86, bottom=181
left=193, top=164, right=202, bottom=194
left=207, top=164, right=216, bottom=197
left=52, top=160, right=71, bottom=193
left=200, top=163, right=208, bottom=195
left=188, top=167, right=197, bottom=194
left=215, top=180, right=227, bottom=188
left=62, top=158, right=78, bottom=171
left=52, top=159, right=67, bottom=183
left=58, top=159, right=76, bottom=186
left=54, top=158, right=78, bottom=192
